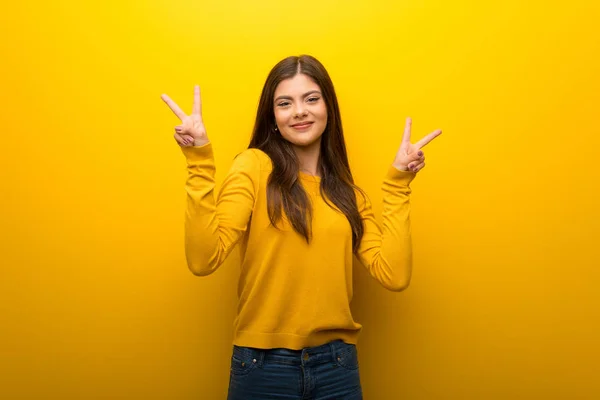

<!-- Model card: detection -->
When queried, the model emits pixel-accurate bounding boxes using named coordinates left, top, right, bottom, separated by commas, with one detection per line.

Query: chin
left=284, top=136, right=321, bottom=148
left=282, top=130, right=324, bottom=148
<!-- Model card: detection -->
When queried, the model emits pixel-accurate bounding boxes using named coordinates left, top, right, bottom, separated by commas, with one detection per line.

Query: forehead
left=274, top=73, right=321, bottom=96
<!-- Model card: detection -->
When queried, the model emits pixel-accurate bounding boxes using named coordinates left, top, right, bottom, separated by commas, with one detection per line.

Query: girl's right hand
left=161, top=85, right=209, bottom=147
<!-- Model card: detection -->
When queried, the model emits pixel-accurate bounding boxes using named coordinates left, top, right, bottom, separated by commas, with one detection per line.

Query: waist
left=233, top=339, right=354, bottom=367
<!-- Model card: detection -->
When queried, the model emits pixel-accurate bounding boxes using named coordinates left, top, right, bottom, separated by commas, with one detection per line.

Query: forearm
left=357, top=165, right=415, bottom=292
left=378, top=181, right=413, bottom=291
left=181, top=144, right=225, bottom=276
left=180, top=143, right=258, bottom=276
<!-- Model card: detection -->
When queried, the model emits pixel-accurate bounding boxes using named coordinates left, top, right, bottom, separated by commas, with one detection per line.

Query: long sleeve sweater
left=181, top=142, right=415, bottom=350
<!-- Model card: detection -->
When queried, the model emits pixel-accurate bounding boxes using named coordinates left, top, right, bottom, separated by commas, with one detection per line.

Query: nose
left=294, top=103, right=307, bottom=118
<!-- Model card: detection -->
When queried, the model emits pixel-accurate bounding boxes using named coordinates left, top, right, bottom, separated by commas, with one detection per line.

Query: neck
left=294, top=139, right=321, bottom=176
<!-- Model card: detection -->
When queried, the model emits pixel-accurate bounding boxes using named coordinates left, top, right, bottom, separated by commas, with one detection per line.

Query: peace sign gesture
left=161, top=85, right=209, bottom=147
left=393, top=117, right=442, bottom=173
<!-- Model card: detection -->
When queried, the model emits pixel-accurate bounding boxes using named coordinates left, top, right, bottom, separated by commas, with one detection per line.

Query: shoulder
left=234, top=147, right=272, bottom=171
left=232, top=148, right=261, bottom=167
left=230, top=148, right=272, bottom=180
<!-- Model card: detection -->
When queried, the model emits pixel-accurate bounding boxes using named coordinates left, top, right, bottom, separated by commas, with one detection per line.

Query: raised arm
left=356, top=117, right=442, bottom=291
left=180, top=144, right=259, bottom=276
left=355, top=168, right=415, bottom=291
left=161, top=86, right=259, bottom=276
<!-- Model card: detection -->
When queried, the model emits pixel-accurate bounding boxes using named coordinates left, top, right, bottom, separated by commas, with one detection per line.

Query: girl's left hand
left=393, top=117, right=442, bottom=173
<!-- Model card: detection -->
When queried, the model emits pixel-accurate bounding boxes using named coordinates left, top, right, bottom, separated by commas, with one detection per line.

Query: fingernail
left=418, top=151, right=423, bottom=156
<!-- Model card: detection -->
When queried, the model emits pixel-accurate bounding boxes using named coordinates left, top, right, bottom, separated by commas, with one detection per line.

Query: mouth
left=291, top=122, right=314, bottom=129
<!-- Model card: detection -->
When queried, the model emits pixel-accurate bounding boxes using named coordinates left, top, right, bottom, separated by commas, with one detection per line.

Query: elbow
left=185, top=246, right=221, bottom=276
left=385, top=275, right=412, bottom=292
left=182, top=226, right=236, bottom=277
left=186, top=257, right=218, bottom=277
left=188, top=266, right=214, bottom=277
left=384, top=256, right=412, bottom=292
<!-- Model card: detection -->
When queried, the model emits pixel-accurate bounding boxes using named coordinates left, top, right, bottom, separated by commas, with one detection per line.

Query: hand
left=393, top=117, right=442, bottom=173
left=161, top=85, right=209, bottom=147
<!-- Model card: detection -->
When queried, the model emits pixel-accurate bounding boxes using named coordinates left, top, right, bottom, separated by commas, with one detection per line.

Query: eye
left=277, top=101, right=291, bottom=107
left=307, top=97, right=320, bottom=103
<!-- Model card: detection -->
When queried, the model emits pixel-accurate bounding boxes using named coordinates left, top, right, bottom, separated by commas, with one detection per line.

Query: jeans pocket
left=335, top=344, right=359, bottom=370
left=230, top=345, right=259, bottom=376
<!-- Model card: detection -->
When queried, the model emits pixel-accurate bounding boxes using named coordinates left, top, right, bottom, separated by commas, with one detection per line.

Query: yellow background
left=1, top=0, right=599, bottom=398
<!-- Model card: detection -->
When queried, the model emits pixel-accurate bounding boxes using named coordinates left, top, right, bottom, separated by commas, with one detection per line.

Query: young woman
left=161, top=55, right=441, bottom=400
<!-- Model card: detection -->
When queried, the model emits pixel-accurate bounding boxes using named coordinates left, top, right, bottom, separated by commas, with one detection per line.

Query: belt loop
left=328, top=340, right=337, bottom=363
left=257, top=349, right=265, bottom=367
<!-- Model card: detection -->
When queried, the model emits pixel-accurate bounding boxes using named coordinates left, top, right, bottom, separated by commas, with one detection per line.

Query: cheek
left=316, top=106, right=328, bottom=123
left=274, top=109, right=289, bottom=125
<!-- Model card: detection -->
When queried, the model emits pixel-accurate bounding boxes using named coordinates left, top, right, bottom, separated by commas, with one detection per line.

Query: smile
left=291, top=122, right=314, bottom=130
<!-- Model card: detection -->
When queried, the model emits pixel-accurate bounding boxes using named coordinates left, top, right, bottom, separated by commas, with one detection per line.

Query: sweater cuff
left=386, top=164, right=416, bottom=186
left=180, top=141, right=213, bottom=163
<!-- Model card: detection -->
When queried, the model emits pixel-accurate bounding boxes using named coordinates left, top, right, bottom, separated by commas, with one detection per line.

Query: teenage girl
left=161, top=55, right=442, bottom=400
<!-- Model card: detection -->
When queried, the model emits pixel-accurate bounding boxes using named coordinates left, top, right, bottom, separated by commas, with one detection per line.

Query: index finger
left=192, top=85, right=202, bottom=116
left=402, top=117, right=412, bottom=144
left=160, top=94, right=187, bottom=120
left=415, top=129, right=442, bottom=149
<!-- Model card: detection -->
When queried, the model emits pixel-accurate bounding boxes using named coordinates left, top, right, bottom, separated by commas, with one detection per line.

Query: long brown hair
left=248, top=55, right=366, bottom=253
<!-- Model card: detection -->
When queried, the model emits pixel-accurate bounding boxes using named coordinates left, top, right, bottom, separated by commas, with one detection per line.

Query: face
left=273, top=73, right=328, bottom=149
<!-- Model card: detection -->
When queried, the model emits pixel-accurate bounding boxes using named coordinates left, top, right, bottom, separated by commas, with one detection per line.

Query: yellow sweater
left=181, top=142, right=415, bottom=350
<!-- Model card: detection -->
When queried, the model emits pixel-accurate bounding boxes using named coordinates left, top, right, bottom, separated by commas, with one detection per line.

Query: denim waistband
left=233, top=339, right=354, bottom=367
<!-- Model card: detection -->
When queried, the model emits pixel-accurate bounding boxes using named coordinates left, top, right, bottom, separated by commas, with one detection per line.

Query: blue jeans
left=227, top=339, right=363, bottom=400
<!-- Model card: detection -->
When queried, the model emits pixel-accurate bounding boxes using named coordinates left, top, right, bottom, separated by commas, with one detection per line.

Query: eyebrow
left=274, top=90, right=322, bottom=102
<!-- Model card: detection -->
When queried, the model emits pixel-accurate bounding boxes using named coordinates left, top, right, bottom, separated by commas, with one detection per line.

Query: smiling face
left=273, top=73, right=328, bottom=149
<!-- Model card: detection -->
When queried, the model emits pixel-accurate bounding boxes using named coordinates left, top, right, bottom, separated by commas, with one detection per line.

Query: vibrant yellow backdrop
left=1, top=0, right=598, bottom=398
